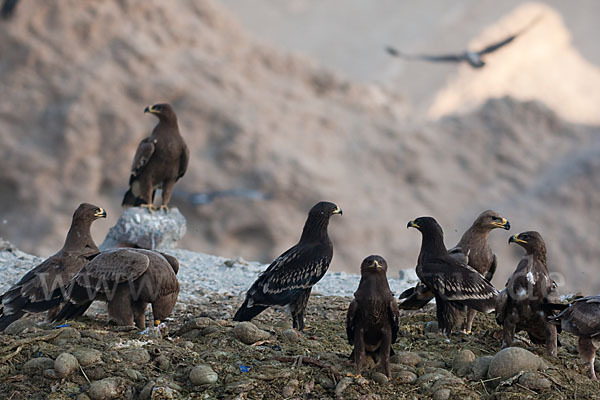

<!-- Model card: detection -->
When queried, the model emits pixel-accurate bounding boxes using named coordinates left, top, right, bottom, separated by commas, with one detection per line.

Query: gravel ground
left=0, top=239, right=419, bottom=303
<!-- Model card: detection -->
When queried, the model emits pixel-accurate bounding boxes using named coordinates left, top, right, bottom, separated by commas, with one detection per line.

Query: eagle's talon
left=159, top=205, right=169, bottom=212
left=141, top=204, right=158, bottom=212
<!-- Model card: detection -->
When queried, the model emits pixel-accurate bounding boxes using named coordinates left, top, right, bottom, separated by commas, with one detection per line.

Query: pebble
left=433, top=388, right=451, bottom=400
left=282, top=328, right=301, bottom=343
left=155, top=355, right=170, bottom=370
left=74, top=349, right=103, bottom=367
left=233, top=322, right=270, bottom=344
left=76, top=394, right=92, bottom=400
left=518, top=372, right=552, bottom=391
left=334, top=377, right=352, bottom=398
left=43, top=368, right=61, bottom=379
left=22, top=357, right=54, bottom=375
left=4, top=319, right=39, bottom=335
left=391, top=351, right=422, bottom=367
left=189, top=365, right=218, bottom=385
left=57, top=327, right=81, bottom=340
left=88, top=377, right=130, bottom=400
left=83, top=365, right=106, bottom=381
left=372, top=372, right=389, bottom=385
left=469, top=356, right=493, bottom=380
left=488, top=347, right=544, bottom=381
left=452, top=349, right=476, bottom=377
left=319, top=376, right=335, bottom=390
left=138, top=381, right=156, bottom=400
left=121, top=348, right=151, bottom=364
left=54, top=352, right=79, bottom=377
left=124, top=369, right=140, bottom=380
left=282, top=379, right=299, bottom=397
left=81, top=330, right=106, bottom=341
left=394, top=370, right=418, bottom=383
left=424, top=321, right=439, bottom=333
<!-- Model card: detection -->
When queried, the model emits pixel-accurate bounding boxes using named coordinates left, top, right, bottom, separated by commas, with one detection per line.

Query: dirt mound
left=0, top=294, right=598, bottom=399
left=0, top=0, right=599, bottom=294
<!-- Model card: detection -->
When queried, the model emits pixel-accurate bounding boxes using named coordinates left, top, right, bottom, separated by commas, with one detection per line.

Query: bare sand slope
left=0, top=0, right=598, bottom=294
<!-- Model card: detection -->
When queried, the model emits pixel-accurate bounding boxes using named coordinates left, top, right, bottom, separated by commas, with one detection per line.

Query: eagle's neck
left=356, top=274, right=390, bottom=300
left=300, top=216, right=330, bottom=243
left=62, top=218, right=98, bottom=255
left=420, top=230, right=447, bottom=258
left=528, top=247, right=547, bottom=270
left=154, top=118, right=180, bottom=136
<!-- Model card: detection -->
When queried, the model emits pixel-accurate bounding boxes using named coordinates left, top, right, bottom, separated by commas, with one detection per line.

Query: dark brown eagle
left=122, top=103, right=189, bottom=211
left=233, top=201, right=342, bottom=331
left=495, top=231, right=559, bottom=356
left=549, top=296, right=600, bottom=379
left=0, top=203, right=106, bottom=331
left=346, top=255, right=399, bottom=377
left=400, top=210, right=510, bottom=334
left=53, top=248, right=179, bottom=331
left=407, top=217, right=498, bottom=339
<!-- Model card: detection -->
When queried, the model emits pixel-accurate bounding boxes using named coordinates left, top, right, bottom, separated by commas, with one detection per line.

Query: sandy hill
left=0, top=0, right=599, bottom=294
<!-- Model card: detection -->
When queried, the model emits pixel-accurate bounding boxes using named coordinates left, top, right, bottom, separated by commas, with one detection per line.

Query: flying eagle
left=496, top=231, right=559, bottom=356
left=0, top=203, right=106, bottom=331
left=53, top=248, right=179, bottom=331
left=233, top=201, right=342, bottom=331
left=346, top=255, right=399, bottom=377
left=400, top=210, right=509, bottom=334
left=549, top=296, right=600, bottom=380
left=386, top=15, right=542, bottom=68
left=122, top=103, right=189, bottom=212
left=407, top=217, right=498, bottom=338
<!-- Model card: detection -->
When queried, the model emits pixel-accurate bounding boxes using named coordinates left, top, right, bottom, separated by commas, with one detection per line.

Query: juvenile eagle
left=496, top=231, right=559, bottom=356
left=122, top=103, right=189, bottom=211
left=400, top=210, right=510, bottom=334
left=346, top=255, right=399, bottom=377
left=0, top=203, right=106, bottom=330
left=53, top=248, right=180, bottom=330
left=407, top=217, right=498, bottom=338
left=549, top=296, right=600, bottom=379
left=233, top=201, right=342, bottom=331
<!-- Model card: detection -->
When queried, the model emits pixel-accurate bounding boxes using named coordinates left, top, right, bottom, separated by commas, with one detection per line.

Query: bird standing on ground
left=122, top=103, right=189, bottom=211
left=548, top=296, right=600, bottom=379
left=407, top=217, right=498, bottom=338
left=399, top=210, right=510, bottom=334
left=53, top=248, right=180, bottom=331
left=495, top=231, right=559, bottom=356
left=233, top=201, right=342, bottom=331
left=386, top=15, right=542, bottom=68
left=346, top=255, right=399, bottom=377
left=0, top=203, right=106, bottom=330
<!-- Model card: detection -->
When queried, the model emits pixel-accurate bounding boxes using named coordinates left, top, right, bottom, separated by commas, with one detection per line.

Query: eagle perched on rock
left=496, top=231, right=559, bottom=356
left=122, top=103, right=189, bottom=211
left=400, top=210, right=509, bottom=334
left=234, top=201, right=342, bottom=331
left=346, top=255, right=399, bottom=377
left=549, top=296, right=600, bottom=379
left=407, top=217, right=498, bottom=338
left=0, top=203, right=106, bottom=331
left=54, top=248, right=180, bottom=331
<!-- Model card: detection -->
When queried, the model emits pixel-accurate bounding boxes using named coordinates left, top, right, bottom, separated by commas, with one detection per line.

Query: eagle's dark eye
left=491, top=216, right=500, bottom=221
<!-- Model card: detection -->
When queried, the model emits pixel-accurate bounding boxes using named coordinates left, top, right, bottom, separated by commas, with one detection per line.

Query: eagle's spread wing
left=477, top=34, right=518, bottom=56
left=72, top=249, right=150, bottom=293
left=554, top=296, right=600, bottom=337
left=129, top=138, right=155, bottom=184
left=418, top=257, right=497, bottom=313
left=346, top=299, right=358, bottom=345
left=386, top=46, right=464, bottom=63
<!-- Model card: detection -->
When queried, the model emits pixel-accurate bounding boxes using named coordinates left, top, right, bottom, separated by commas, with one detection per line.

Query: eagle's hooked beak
left=332, top=206, right=342, bottom=215
left=509, top=234, right=527, bottom=244
left=373, top=260, right=382, bottom=269
left=144, top=105, right=157, bottom=114
left=407, top=220, right=419, bottom=229
left=94, top=208, right=107, bottom=218
left=492, top=218, right=511, bottom=230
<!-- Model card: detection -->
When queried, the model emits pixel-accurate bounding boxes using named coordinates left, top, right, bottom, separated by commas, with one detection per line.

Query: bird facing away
left=122, top=103, right=189, bottom=212
left=399, top=210, right=510, bottom=334
left=233, top=201, right=342, bottom=331
left=549, top=296, right=600, bottom=379
left=0, top=203, right=106, bottom=331
left=407, top=217, right=498, bottom=338
left=386, top=15, right=542, bottom=68
left=495, top=231, right=558, bottom=356
left=346, top=255, right=399, bottom=377
left=53, top=248, right=180, bottom=331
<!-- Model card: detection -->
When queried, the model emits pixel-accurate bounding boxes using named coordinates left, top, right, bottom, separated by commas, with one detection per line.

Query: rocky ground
left=1, top=294, right=599, bottom=400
